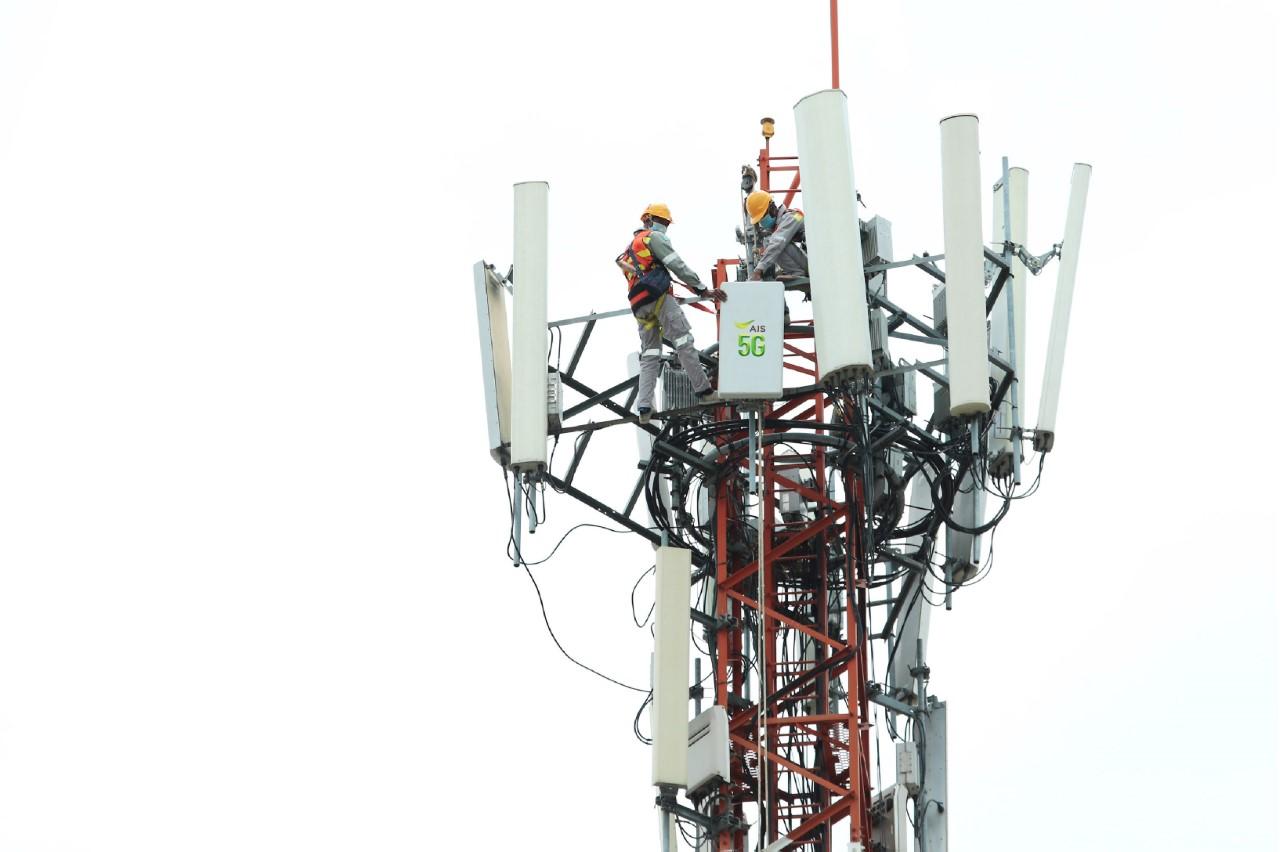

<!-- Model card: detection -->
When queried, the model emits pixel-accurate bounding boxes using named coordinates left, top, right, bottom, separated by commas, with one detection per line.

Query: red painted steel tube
left=830, top=0, right=840, bottom=89
left=783, top=169, right=803, bottom=208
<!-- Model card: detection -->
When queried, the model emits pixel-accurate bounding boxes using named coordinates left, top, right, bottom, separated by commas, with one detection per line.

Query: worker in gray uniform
left=617, top=203, right=726, bottom=425
left=745, top=190, right=808, bottom=281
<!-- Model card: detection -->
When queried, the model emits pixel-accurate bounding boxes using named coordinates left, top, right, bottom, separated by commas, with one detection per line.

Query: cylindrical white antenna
left=1036, top=163, right=1092, bottom=449
left=793, top=89, right=873, bottom=383
left=510, top=181, right=550, bottom=472
left=939, top=114, right=990, bottom=416
left=990, top=166, right=1029, bottom=456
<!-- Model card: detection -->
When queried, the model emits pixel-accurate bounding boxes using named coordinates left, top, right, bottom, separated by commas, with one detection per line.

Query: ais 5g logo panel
left=716, top=281, right=785, bottom=400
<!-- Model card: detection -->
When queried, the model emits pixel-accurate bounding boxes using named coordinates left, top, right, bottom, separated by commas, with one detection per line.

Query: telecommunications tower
left=471, top=8, right=1090, bottom=850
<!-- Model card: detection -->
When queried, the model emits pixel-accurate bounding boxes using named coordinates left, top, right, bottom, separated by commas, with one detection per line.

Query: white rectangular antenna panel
left=716, top=281, right=785, bottom=400
left=627, top=352, right=652, bottom=465
left=890, top=472, right=934, bottom=694
left=945, top=468, right=983, bottom=581
left=919, top=703, right=949, bottom=849
left=793, top=89, right=873, bottom=383
left=992, top=167, right=1030, bottom=386
left=472, top=262, right=513, bottom=464
left=510, top=181, right=549, bottom=472
left=1037, top=163, right=1092, bottom=445
left=651, top=546, right=691, bottom=787
left=989, top=166, right=1029, bottom=457
left=939, top=114, right=991, bottom=416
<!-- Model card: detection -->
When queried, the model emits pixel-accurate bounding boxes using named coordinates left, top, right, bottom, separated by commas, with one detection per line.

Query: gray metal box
left=900, top=369, right=917, bottom=417
left=931, top=282, right=947, bottom=329
left=546, top=370, right=563, bottom=431
left=687, top=706, right=730, bottom=796
left=662, top=362, right=696, bottom=411
left=861, top=215, right=894, bottom=266
left=890, top=363, right=917, bottom=419
left=870, top=309, right=888, bottom=356
left=896, top=740, right=920, bottom=791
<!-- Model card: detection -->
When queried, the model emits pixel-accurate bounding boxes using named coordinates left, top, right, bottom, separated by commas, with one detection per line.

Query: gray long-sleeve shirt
left=757, top=206, right=808, bottom=279
left=646, top=221, right=704, bottom=291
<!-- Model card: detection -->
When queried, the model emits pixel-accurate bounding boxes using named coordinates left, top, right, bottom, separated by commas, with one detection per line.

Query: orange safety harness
left=616, top=229, right=672, bottom=312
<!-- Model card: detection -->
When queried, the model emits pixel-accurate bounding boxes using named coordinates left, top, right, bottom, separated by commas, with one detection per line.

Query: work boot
left=637, top=407, right=652, bottom=425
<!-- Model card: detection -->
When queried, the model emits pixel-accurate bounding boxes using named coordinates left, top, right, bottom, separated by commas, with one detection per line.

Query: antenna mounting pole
left=829, top=1, right=840, bottom=88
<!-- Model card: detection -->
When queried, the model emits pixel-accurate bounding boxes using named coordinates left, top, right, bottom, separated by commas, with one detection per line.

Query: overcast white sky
left=0, top=1, right=1277, bottom=850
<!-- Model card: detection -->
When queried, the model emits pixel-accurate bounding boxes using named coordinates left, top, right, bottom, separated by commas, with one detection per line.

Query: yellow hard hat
left=746, top=191, right=773, bottom=224
left=642, top=203, right=673, bottom=223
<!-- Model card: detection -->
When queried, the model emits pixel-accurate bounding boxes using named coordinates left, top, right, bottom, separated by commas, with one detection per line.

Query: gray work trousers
left=635, top=295, right=711, bottom=411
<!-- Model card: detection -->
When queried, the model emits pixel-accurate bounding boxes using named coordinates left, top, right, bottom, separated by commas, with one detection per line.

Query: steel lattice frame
left=487, top=120, right=1045, bottom=851
left=699, top=137, right=876, bottom=849
left=473, top=5, right=1087, bottom=848
left=705, top=318, right=874, bottom=850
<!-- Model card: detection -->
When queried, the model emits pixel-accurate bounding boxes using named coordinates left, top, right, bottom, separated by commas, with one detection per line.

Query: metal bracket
left=656, top=791, right=746, bottom=835
left=1007, top=241, right=1062, bottom=275
left=866, top=681, right=919, bottom=717
left=691, top=608, right=737, bottom=634
left=484, top=262, right=513, bottom=294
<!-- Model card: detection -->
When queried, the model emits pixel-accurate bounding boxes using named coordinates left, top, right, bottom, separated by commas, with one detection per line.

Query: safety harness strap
left=637, top=292, right=667, bottom=331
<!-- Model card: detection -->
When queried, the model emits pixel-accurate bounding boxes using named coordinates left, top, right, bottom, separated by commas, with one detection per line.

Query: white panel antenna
left=510, top=181, right=550, bottom=472
left=627, top=352, right=653, bottom=466
left=939, top=114, right=991, bottom=416
left=889, top=472, right=934, bottom=695
left=1036, top=163, right=1091, bottom=451
left=651, top=546, right=691, bottom=787
left=472, top=262, right=513, bottom=465
left=792, top=89, right=874, bottom=384
left=989, top=167, right=1029, bottom=460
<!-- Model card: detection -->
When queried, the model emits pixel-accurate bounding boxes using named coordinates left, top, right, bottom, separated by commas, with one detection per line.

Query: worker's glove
left=748, top=269, right=763, bottom=281
left=706, top=288, right=728, bottom=303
